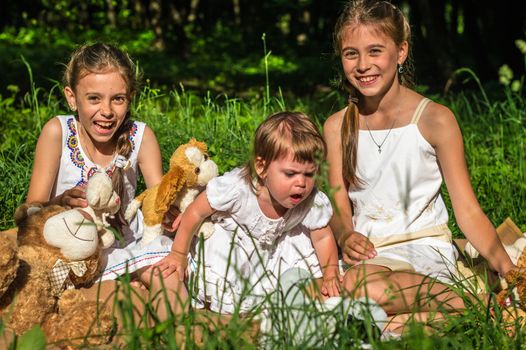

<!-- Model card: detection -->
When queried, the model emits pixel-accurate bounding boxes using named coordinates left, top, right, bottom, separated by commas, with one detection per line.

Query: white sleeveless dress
left=52, top=115, right=173, bottom=281
left=193, top=167, right=333, bottom=313
left=348, top=98, right=458, bottom=282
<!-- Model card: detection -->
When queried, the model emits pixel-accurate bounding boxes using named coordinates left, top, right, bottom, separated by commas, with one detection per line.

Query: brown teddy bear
left=125, top=138, right=218, bottom=246
left=0, top=203, right=114, bottom=347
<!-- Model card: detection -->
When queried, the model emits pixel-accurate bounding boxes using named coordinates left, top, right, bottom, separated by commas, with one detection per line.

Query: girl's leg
left=78, top=279, right=150, bottom=329
left=384, top=311, right=448, bottom=334
left=137, top=265, right=189, bottom=322
left=343, top=264, right=465, bottom=314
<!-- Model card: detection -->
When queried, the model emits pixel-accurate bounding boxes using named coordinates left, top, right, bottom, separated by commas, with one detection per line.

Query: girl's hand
left=162, top=204, right=182, bottom=233
left=58, top=186, right=88, bottom=208
left=154, top=250, right=187, bottom=281
left=340, top=231, right=377, bottom=265
left=321, top=270, right=342, bottom=297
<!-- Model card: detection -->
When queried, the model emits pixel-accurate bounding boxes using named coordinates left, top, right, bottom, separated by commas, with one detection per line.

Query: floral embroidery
left=128, top=123, right=138, bottom=151
left=67, top=117, right=136, bottom=186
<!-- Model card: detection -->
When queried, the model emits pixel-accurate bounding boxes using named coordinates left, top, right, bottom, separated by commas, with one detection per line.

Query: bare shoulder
left=419, top=100, right=460, bottom=147
left=36, top=117, right=63, bottom=146
left=323, top=107, right=346, bottom=134
left=142, top=124, right=159, bottom=141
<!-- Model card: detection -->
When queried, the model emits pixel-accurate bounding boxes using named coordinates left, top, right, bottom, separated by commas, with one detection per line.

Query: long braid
left=341, top=100, right=362, bottom=189
left=111, top=116, right=134, bottom=226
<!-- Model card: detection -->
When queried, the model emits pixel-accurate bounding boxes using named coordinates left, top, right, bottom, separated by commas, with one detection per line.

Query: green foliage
left=498, top=38, right=526, bottom=93
left=14, top=326, right=46, bottom=350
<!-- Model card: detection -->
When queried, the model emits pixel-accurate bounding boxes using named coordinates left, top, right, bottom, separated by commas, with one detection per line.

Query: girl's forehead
left=75, top=69, right=129, bottom=91
left=341, top=23, right=391, bottom=45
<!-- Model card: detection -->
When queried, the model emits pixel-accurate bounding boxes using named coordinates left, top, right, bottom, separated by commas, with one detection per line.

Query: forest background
left=1, top=0, right=525, bottom=98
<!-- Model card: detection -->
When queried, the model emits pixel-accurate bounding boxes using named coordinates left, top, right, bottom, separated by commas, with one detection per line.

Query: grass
left=0, top=67, right=525, bottom=348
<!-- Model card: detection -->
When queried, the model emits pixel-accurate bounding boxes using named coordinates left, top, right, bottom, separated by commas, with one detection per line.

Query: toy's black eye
left=204, top=154, right=209, bottom=161
left=195, top=167, right=200, bottom=175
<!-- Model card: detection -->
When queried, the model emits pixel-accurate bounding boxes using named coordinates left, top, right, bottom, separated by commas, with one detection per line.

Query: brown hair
left=64, top=43, right=141, bottom=224
left=242, top=111, right=327, bottom=191
left=333, top=0, right=414, bottom=188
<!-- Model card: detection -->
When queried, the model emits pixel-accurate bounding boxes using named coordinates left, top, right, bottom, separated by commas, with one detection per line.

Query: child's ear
left=255, top=157, right=266, bottom=178
left=64, top=86, right=77, bottom=111
left=398, top=40, right=409, bottom=65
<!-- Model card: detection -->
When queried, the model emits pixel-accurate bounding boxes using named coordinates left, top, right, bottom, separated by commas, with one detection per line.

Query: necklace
left=364, top=116, right=397, bottom=154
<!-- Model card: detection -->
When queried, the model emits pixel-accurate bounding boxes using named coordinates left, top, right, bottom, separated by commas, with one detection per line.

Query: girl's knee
left=342, top=266, right=391, bottom=301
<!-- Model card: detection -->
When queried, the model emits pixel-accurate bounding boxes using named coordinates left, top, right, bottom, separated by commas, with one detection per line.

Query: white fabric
left=194, top=167, right=333, bottom=313
left=348, top=99, right=458, bottom=282
left=52, top=115, right=172, bottom=281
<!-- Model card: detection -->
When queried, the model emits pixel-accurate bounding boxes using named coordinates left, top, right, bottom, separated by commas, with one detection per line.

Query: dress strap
left=410, top=98, right=431, bottom=124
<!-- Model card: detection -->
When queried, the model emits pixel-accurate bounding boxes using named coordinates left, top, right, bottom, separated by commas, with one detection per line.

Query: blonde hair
left=64, top=43, right=141, bottom=225
left=333, top=0, right=414, bottom=188
left=242, top=111, right=326, bottom=190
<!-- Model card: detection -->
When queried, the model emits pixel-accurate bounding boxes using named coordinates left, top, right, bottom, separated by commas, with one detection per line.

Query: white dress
left=193, top=167, right=333, bottom=313
left=349, top=98, right=458, bottom=282
left=52, top=115, right=173, bottom=281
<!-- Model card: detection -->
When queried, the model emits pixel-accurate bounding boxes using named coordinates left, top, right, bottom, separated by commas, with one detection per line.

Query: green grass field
left=0, top=71, right=525, bottom=348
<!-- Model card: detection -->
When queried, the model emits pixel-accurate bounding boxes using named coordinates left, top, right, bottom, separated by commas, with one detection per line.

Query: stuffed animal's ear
left=189, top=138, right=208, bottom=154
left=154, top=166, right=186, bottom=215
left=14, top=203, right=43, bottom=226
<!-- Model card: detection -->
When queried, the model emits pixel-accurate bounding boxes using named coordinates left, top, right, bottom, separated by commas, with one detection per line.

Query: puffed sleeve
left=206, top=167, right=243, bottom=213
left=301, top=189, right=333, bottom=230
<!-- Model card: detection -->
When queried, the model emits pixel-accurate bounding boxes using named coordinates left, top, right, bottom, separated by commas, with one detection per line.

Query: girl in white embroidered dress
left=26, top=43, right=185, bottom=322
left=324, top=0, right=517, bottom=334
left=156, top=111, right=341, bottom=313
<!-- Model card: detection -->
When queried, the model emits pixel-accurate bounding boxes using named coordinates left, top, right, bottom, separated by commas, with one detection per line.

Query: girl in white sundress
left=26, top=43, right=186, bottom=321
left=324, top=0, right=518, bottom=334
left=156, top=111, right=341, bottom=313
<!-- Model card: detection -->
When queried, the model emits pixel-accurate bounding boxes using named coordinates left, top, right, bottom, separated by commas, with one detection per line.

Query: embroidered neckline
left=66, top=116, right=137, bottom=186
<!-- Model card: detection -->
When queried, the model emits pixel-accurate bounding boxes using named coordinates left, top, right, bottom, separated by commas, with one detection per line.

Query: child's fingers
left=176, top=267, right=186, bottom=281
left=321, top=285, right=328, bottom=296
left=162, top=206, right=182, bottom=232
left=342, top=244, right=370, bottom=262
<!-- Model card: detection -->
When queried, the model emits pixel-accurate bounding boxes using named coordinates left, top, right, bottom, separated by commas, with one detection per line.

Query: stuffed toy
left=83, top=170, right=121, bottom=249
left=0, top=172, right=121, bottom=347
left=125, top=138, right=218, bottom=246
left=463, top=218, right=526, bottom=328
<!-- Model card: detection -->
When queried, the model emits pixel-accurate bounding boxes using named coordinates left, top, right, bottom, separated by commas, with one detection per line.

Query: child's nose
left=296, top=175, right=306, bottom=187
left=100, top=101, right=113, bottom=117
left=357, top=56, right=370, bottom=72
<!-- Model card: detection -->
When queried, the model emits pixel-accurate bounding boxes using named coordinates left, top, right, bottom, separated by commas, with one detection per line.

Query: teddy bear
left=125, top=138, right=219, bottom=246
left=0, top=172, right=122, bottom=347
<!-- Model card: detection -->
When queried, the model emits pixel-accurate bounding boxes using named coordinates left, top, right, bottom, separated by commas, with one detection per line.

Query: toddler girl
left=156, top=111, right=340, bottom=313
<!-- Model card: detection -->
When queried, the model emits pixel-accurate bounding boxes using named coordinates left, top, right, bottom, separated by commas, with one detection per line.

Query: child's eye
left=284, top=172, right=295, bottom=177
left=113, top=96, right=127, bottom=104
left=370, top=48, right=382, bottom=55
left=305, top=172, right=315, bottom=178
left=87, top=96, right=100, bottom=103
left=342, top=49, right=357, bottom=59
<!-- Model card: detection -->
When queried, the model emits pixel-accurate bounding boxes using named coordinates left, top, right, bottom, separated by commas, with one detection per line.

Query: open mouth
left=357, top=75, right=379, bottom=86
left=93, top=120, right=115, bottom=134
left=290, top=194, right=303, bottom=204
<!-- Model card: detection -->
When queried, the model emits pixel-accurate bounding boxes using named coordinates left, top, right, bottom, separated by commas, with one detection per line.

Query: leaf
left=16, top=326, right=46, bottom=350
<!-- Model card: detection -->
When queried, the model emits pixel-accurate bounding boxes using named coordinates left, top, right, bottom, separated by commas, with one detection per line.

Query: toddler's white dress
left=193, top=167, right=332, bottom=313
left=52, top=115, right=173, bottom=281
left=349, top=98, right=458, bottom=282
